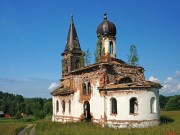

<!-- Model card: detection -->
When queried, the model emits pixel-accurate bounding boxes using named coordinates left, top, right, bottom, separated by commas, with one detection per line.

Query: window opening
left=111, top=98, right=117, bottom=114
left=150, top=97, right=156, bottom=113
left=56, top=100, right=59, bottom=112
left=130, top=97, right=138, bottom=114
left=62, top=100, right=65, bottom=112
left=110, top=41, right=113, bottom=54
left=75, top=59, right=80, bottom=69
left=69, top=100, right=71, bottom=113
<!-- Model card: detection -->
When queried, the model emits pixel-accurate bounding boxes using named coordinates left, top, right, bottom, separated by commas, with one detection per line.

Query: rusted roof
left=98, top=80, right=162, bottom=90
left=70, top=58, right=143, bottom=75
left=51, top=86, right=74, bottom=96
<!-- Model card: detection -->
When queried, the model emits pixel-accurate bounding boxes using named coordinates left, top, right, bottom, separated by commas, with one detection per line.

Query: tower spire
left=61, top=15, right=82, bottom=56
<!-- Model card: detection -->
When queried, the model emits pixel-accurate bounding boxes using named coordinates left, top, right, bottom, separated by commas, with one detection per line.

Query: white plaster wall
left=105, top=89, right=160, bottom=121
left=89, top=82, right=103, bottom=120
left=52, top=90, right=84, bottom=122
left=72, top=90, right=83, bottom=118
left=52, top=83, right=160, bottom=128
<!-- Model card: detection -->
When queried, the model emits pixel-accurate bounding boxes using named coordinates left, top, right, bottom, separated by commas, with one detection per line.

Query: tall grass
left=34, top=111, right=180, bottom=135
left=0, top=122, right=25, bottom=135
left=0, top=117, right=34, bottom=135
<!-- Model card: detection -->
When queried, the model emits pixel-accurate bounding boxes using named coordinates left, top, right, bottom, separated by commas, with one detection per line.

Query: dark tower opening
left=84, top=101, right=91, bottom=121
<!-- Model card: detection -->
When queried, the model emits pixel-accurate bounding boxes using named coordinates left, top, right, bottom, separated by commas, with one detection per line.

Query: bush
left=34, top=110, right=46, bottom=120
left=15, top=111, right=22, bottom=119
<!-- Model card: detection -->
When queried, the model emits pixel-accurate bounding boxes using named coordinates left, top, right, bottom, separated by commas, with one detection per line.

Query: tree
left=84, top=49, right=91, bottom=66
left=34, top=110, right=46, bottom=119
left=79, top=53, right=85, bottom=67
left=165, top=95, right=180, bottom=111
left=159, top=95, right=171, bottom=110
left=43, top=100, right=52, bottom=115
left=95, top=36, right=102, bottom=62
left=128, top=45, right=139, bottom=66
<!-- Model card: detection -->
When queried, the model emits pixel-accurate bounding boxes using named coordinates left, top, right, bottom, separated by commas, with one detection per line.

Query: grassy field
left=0, top=118, right=26, bottom=135
left=34, top=111, right=180, bottom=135
left=0, top=116, right=35, bottom=135
left=0, top=111, right=179, bottom=135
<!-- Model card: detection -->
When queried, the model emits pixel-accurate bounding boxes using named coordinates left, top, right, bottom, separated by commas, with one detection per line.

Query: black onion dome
left=97, top=13, right=116, bottom=37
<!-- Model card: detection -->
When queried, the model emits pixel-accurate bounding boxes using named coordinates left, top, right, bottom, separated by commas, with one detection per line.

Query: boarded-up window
left=111, top=98, right=117, bottom=114
left=130, top=97, right=138, bottom=114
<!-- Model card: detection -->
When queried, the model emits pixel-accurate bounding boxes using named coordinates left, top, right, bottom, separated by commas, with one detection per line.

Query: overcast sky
left=0, top=0, right=180, bottom=98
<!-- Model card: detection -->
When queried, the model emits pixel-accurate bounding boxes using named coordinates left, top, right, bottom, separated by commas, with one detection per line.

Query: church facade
left=51, top=14, right=161, bottom=128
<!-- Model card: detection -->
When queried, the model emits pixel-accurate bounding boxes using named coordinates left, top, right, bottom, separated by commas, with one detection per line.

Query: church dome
left=97, top=13, right=116, bottom=37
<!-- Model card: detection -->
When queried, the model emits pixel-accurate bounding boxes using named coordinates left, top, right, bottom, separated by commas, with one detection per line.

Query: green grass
left=0, top=116, right=35, bottom=135
left=1, top=112, right=179, bottom=135
left=0, top=118, right=26, bottom=135
left=34, top=111, right=180, bottom=135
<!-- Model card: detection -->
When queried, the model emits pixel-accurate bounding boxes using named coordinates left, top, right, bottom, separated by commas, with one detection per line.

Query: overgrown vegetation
left=95, top=36, right=102, bottom=62
left=0, top=118, right=28, bottom=135
left=1, top=111, right=179, bottom=135
left=128, top=44, right=139, bottom=66
left=33, top=111, right=180, bottom=135
left=84, top=49, right=91, bottom=66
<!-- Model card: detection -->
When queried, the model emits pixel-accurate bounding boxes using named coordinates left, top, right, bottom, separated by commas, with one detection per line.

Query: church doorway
left=84, top=101, right=91, bottom=121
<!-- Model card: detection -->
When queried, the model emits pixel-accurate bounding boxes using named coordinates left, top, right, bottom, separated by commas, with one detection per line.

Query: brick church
left=51, top=14, right=161, bottom=128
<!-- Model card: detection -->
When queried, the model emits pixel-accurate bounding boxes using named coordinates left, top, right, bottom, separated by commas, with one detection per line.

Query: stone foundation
left=52, top=115, right=159, bottom=128
left=104, top=119, right=160, bottom=128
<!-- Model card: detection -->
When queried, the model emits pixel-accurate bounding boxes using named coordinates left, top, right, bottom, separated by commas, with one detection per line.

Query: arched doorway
left=84, top=101, right=91, bottom=121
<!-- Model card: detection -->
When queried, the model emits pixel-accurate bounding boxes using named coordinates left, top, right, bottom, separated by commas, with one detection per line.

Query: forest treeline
left=0, top=91, right=180, bottom=119
left=0, top=91, right=52, bottom=119
left=159, top=95, right=180, bottom=111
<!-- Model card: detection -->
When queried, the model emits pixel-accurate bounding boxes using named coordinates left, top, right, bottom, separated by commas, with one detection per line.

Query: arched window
left=150, top=97, right=156, bottom=113
left=110, top=41, right=113, bottom=54
left=111, top=98, right=117, bottom=114
left=84, top=101, right=91, bottom=121
left=87, top=82, right=91, bottom=94
left=62, top=100, right=65, bottom=113
left=82, top=81, right=91, bottom=95
left=69, top=100, right=71, bottom=113
left=75, top=59, right=80, bottom=69
left=130, top=97, right=138, bottom=114
left=56, top=100, right=59, bottom=112
left=82, top=83, right=86, bottom=95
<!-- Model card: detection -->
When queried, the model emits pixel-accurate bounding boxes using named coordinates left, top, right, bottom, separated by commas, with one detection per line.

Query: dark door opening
left=84, top=101, right=91, bottom=121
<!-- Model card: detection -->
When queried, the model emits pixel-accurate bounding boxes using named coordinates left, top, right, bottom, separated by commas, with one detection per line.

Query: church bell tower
left=96, top=13, right=117, bottom=61
left=61, top=16, right=83, bottom=76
